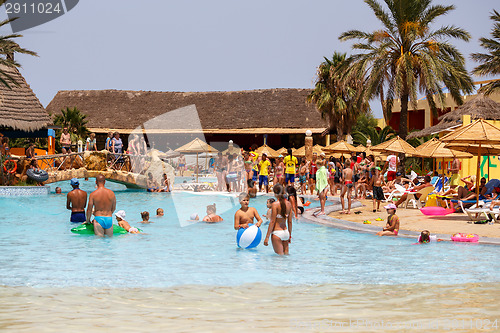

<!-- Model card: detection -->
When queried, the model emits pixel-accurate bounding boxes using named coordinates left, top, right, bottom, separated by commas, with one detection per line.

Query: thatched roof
left=0, top=65, right=51, bottom=132
left=408, top=94, right=500, bottom=139
left=46, top=89, right=327, bottom=134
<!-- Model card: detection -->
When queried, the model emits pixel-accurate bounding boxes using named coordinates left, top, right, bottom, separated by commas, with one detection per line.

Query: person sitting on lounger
left=394, top=175, right=433, bottom=208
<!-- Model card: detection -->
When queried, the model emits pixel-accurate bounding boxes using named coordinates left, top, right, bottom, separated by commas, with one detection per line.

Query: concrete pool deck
left=301, top=198, right=500, bottom=246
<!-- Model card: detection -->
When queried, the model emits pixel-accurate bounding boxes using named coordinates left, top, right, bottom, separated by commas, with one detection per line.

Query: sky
left=1, top=0, right=499, bottom=118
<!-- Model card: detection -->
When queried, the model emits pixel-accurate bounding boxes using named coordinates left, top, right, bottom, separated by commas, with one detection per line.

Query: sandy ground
left=328, top=199, right=500, bottom=239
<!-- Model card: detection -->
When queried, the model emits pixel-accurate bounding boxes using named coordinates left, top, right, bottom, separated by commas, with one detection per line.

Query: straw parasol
left=275, top=147, right=287, bottom=156
left=255, top=144, right=279, bottom=158
left=442, top=119, right=500, bottom=205
left=370, top=136, right=418, bottom=156
left=293, top=144, right=325, bottom=157
left=175, top=138, right=219, bottom=182
left=416, top=138, right=473, bottom=188
left=324, top=140, right=359, bottom=154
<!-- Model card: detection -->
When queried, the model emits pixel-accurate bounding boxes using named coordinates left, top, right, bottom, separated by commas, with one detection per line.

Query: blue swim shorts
left=259, top=175, right=268, bottom=186
left=285, top=173, right=295, bottom=184
left=70, top=211, right=86, bottom=223
left=94, top=216, right=113, bottom=229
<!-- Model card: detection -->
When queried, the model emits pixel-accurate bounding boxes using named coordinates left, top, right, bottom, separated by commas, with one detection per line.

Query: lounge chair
left=384, top=184, right=406, bottom=202
left=404, top=186, right=435, bottom=209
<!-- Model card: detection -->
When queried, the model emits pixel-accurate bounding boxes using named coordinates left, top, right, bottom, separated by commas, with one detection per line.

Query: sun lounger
left=384, top=184, right=406, bottom=202
left=404, top=186, right=435, bottom=209
left=180, top=182, right=215, bottom=191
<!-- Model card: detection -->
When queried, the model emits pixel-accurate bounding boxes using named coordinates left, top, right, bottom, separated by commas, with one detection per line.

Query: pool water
left=1, top=179, right=500, bottom=288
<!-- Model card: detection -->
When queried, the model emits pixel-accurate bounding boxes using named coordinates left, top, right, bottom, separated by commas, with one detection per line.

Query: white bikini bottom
left=272, top=229, right=290, bottom=241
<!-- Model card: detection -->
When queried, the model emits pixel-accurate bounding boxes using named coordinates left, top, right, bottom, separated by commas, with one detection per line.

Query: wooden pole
left=442, top=157, right=445, bottom=192
left=488, top=156, right=490, bottom=180
left=196, top=152, right=199, bottom=183
left=476, top=143, right=481, bottom=206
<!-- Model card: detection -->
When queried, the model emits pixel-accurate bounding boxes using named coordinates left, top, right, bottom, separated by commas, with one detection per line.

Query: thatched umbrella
left=416, top=139, right=473, bottom=188
left=324, top=140, right=359, bottom=155
left=255, top=144, right=278, bottom=158
left=442, top=119, right=500, bottom=205
left=408, top=94, right=500, bottom=139
left=293, top=144, right=325, bottom=157
left=175, top=138, right=219, bottom=182
left=370, top=136, right=418, bottom=156
left=275, top=147, right=287, bottom=156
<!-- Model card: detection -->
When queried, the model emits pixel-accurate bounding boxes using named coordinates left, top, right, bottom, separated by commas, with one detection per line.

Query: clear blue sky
left=1, top=0, right=498, bottom=118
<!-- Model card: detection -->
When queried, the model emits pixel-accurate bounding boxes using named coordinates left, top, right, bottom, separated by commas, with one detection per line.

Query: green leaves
left=53, top=107, right=89, bottom=141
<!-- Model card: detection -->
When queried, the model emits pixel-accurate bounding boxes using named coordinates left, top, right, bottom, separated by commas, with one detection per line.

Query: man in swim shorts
left=340, top=159, right=354, bottom=214
left=67, top=178, right=87, bottom=222
left=86, top=174, right=116, bottom=237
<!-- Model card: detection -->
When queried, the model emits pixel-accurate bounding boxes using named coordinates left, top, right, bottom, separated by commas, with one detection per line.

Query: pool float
left=420, top=206, right=454, bottom=216
left=3, top=159, right=17, bottom=174
left=71, top=223, right=141, bottom=235
left=26, top=168, right=49, bottom=182
left=236, top=224, right=262, bottom=248
left=451, top=233, right=479, bottom=243
left=303, top=201, right=311, bottom=206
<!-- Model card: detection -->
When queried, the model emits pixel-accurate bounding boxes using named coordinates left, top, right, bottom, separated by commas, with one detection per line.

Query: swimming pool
left=1, top=179, right=500, bottom=289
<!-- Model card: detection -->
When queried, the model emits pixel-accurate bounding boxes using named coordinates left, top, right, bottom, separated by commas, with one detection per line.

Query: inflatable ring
left=303, top=201, right=311, bottom=206
left=26, top=168, right=49, bottom=182
left=3, top=159, right=17, bottom=174
left=71, top=223, right=142, bottom=235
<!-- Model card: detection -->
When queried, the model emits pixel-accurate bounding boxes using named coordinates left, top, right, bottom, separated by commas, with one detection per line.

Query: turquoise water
left=1, top=179, right=500, bottom=288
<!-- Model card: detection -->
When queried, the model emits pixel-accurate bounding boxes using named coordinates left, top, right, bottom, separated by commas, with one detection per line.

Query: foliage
left=352, top=125, right=395, bottom=146
left=339, top=0, right=474, bottom=139
left=307, top=52, right=369, bottom=140
left=472, top=10, right=500, bottom=95
left=0, top=0, right=37, bottom=88
left=406, top=132, right=437, bottom=148
left=53, top=107, right=89, bottom=142
left=352, top=112, right=379, bottom=134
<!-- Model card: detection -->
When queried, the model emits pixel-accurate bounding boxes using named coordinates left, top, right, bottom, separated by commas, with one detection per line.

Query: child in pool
left=376, top=203, right=399, bottom=236
left=156, top=208, right=164, bottom=217
left=115, top=210, right=140, bottom=233
left=263, top=198, right=276, bottom=221
left=417, top=230, right=444, bottom=243
left=139, top=211, right=153, bottom=224
left=234, top=192, right=262, bottom=229
left=203, top=203, right=223, bottom=223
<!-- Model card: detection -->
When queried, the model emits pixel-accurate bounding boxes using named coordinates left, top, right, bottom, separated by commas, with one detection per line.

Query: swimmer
left=376, top=203, right=399, bottom=236
left=115, top=210, right=140, bottom=233
left=417, top=230, right=444, bottom=243
left=139, top=211, right=152, bottom=224
left=55, top=187, right=62, bottom=194
left=86, top=174, right=116, bottom=237
left=66, top=178, right=87, bottom=223
left=189, top=213, right=199, bottom=221
left=264, top=184, right=292, bottom=255
left=203, top=203, right=223, bottom=223
left=156, top=208, right=164, bottom=217
left=234, top=192, right=262, bottom=230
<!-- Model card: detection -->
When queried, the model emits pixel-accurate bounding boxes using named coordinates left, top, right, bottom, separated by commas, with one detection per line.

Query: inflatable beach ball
left=236, top=225, right=262, bottom=249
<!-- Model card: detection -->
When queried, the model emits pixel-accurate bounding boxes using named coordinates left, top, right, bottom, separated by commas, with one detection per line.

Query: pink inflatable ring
left=420, top=206, right=454, bottom=216
left=451, top=233, right=479, bottom=242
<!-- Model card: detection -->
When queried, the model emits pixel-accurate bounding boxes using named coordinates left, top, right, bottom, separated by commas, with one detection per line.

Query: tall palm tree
left=472, top=10, right=500, bottom=95
left=0, top=0, right=37, bottom=88
left=339, top=0, right=474, bottom=139
left=352, top=125, right=395, bottom=146
left=307, top=52, right=368, bottom=141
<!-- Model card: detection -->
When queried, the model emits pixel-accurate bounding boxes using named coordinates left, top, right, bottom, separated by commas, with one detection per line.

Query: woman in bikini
left=274, top=155, right=285, bottom=186
left=203, top=203, right=223, bottom=223
left=264, top=184, right=293, bottom=255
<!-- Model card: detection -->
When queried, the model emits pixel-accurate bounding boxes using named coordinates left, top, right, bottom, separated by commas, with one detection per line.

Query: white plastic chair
left=385, top=184, right=406, bottom=202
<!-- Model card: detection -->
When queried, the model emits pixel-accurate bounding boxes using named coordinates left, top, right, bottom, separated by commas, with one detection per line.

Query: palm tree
left=352, top=125, right=395, bottom=146
left=53, top=107, right=89, bottom=141
left=472, top=10, right=500, bottom=95
left=307, top=52, right=368, bottom=141
left=0, top=0, right=37, bottom=88
left=339, top=0, right=474, bottom=139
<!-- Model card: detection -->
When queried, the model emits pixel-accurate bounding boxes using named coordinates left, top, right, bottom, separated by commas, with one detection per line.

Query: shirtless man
left=177, top=154, right=186, bottom=176
left=86, top=174, right=116, bottom=237
left=60, top=127, right=72, bottom=153
left=340, top=158, right=354, bottom=214
left=234, top=192, right=263, bottom=230
left=66, top=178, right=87, bottom=223
left=298, top=160, right=308, bottom=194
left=370, top=167, right=384, bottom=212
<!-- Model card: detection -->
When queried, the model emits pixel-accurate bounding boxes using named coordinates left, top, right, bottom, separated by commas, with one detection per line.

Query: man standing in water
left=86, top=174, right=116, bottom=237
left=67, top=178, right=87, bottom=223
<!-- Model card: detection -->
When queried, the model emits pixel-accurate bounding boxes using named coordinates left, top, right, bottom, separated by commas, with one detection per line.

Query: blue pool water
left=1, top=179, right=500, bottom=288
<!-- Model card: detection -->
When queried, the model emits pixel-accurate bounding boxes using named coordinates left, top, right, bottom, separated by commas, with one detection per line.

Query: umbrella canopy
left=417, top=139, right=473, bottom=159
left=255, top=144, right=278, bottom=158
left=175, top=138, right=219, bottom=153
left=275, top=147, right=288, bottom=156
left=440, top=118, right=500, bottom=145
left=441, top=119, right=500, bottom=205
left=444, top=143, right=500, bottom=156
left=293, top=145, right=325, bottom=157
left=324, top=140, right=359, bottom=154
left=159, top=149, right=181, bottom=159
left=370, top=136, right=418, bottom=156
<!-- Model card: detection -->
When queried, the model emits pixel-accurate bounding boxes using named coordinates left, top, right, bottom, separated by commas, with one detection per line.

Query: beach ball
left=236, top=224, right=262, bottom=249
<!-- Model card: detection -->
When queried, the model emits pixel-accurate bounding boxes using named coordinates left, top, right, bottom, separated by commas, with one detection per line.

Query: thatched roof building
left=46, top=89, right=327, bottom=134
left=0, top=65, right=51, bottom=132
left=407, top=94, right=500, bottom=139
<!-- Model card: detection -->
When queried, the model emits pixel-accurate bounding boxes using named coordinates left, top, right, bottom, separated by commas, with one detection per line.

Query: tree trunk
left=399, top=93, right=409, bottom=140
